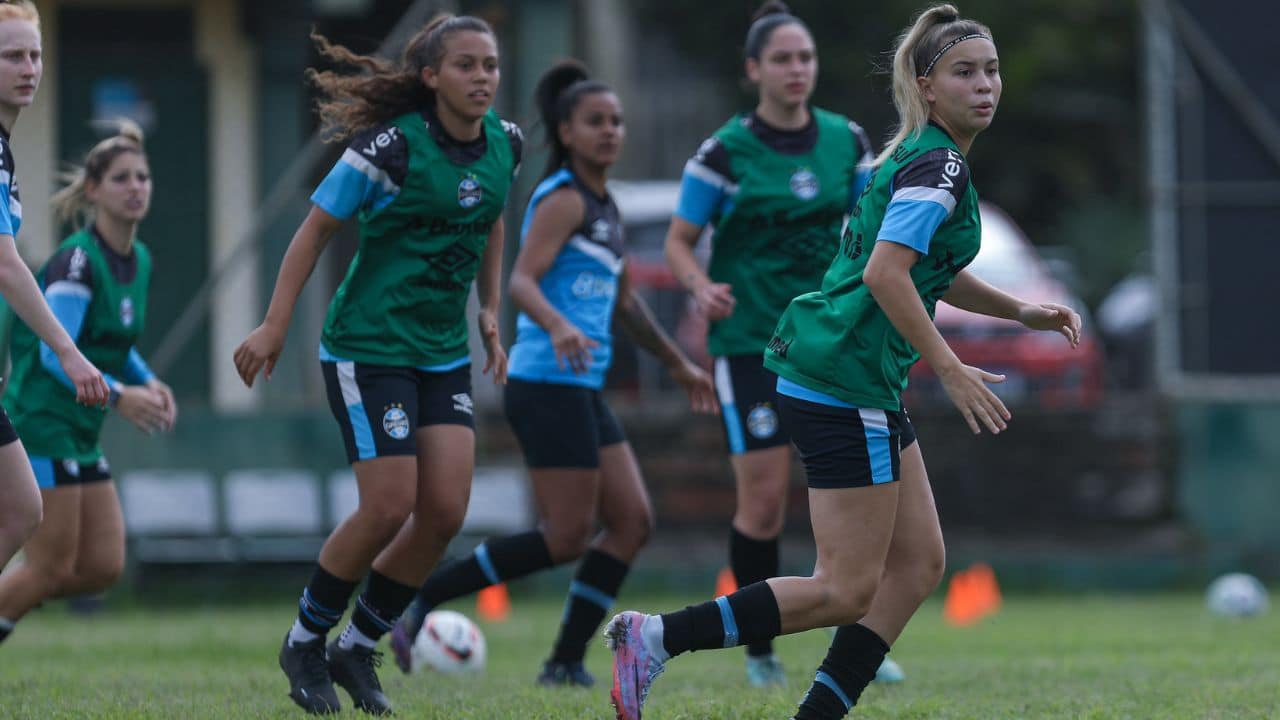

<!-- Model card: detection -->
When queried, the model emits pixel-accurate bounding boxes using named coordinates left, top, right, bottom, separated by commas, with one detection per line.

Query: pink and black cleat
left=604, top=611, right=666, bottom=720
left=388, top=620, right=415, bottom=674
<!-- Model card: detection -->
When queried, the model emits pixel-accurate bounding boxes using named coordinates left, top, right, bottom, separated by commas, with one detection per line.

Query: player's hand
left=670, top=359, right=718, bottom=415
left=115, top=385, right=170, bottom=435
left=550, top=321, right=598, bottom=375
left=57, top=346, right=109, bottom=407
left=1018, top=302, right=1082, bottom=348
left=233, top=322, right=286, bottom=388
left=145, top=378, right=179, bottom=431
left=694, top=282, right=736, bottom=321
left=937, top=362, right=1010, bottom=435
left=478, top=308, right=507, bottom=385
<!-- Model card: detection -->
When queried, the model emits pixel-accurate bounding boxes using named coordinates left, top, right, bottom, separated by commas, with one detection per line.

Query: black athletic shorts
left=322, top=360, right=474, bottom=465
left=713, top=354, right=789, bottom=454
left=778, top=393, right=917, bottom=489
left=32, top=454, right=112, bottom=489
left=503, top=379, right=625, bottom=469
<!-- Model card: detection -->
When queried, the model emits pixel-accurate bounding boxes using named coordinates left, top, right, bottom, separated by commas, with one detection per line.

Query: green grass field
left=0, top=592, right=1276, bottom=719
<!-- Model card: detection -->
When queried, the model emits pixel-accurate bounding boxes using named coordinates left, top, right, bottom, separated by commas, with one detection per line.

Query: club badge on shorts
left=383, top=404, right=410, bottom=440
left=747, top=402, right=779, bottom=439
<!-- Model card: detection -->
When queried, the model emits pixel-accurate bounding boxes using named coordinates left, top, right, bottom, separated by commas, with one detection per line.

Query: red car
left=904, top=203, right=1104, bottom=410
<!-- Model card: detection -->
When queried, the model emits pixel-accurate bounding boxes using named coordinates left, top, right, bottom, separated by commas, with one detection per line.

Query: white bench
left=119, top=465, right=531, bottom=564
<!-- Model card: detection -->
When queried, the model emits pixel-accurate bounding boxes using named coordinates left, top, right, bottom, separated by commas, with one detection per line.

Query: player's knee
left=544, top=520, right=593, bottom=562
left=83, top=556, right=125, bottom=591
left=0, top=498, right=42, bottom=546
left=358, top=496, right=414, bottom=533
left=824, top=574, right=880, bottom=625
left=611, top=505, right=653, bottom=553
left=430, top=503, right=467, bottom=542
left=734, top=490, right=786, bottom=537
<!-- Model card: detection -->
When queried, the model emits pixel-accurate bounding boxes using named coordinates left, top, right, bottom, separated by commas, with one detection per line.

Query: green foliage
left=2, top=593, right=1277, bottom=718
left=632, top=0, right=1144, bottom=296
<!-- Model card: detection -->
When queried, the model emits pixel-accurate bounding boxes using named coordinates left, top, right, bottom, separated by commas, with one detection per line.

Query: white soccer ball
left=1206, top=573, right=1269, bottom=618
left=411, top=609, right=487, bottom=673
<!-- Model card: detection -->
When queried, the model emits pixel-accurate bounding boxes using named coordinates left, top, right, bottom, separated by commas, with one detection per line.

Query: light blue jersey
left=507, top=168, right=625, bottom=389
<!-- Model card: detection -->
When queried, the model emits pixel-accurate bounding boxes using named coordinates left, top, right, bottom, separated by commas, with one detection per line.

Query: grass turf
left=0, top=592, right=1276, bottom=719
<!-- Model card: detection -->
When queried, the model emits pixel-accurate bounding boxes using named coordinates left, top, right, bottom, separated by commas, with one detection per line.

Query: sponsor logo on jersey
left=747, top=403, right=779, bottom=439
left=939, top=150, right=963, bottom=191
left=359, top=127, right=401, bottom=158
left=457, top=173, right=483, bottom=208
left=789, top=168, right=820, bottom=200
left=68, top=247, right=87, bottom=281
left=590, top=218, right=612, bottom=244
left=120, top=297, right=135, bottom=327
left=571, top=271, right=614, bottom=299
left=382, top=404, right=411, bottom=440
left=767, top=334, right=793, bottom=359
left=422, top=245, right=479, bottom=278
left=451, top=392, right=473, bottom=415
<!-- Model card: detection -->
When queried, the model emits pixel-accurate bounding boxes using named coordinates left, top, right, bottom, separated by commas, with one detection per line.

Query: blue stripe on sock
left=715, top=596, right=739, bottom=648
left=302, top=588, right=341, bottom=617
left=568, top=580, right=616, bottom=611
left=815, top=670, right=853, bottom=711
left=356, top=597, right=394, bottom=632
left=475, top=544, right=500, bottom=585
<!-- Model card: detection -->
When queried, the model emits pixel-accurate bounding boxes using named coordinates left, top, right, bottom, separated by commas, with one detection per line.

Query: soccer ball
left=411, top=610, right=487, bottom=673
left=1205, top=573, right=1269, bottom=618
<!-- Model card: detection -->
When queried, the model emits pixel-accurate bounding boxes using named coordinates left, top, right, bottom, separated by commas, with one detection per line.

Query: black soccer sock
left=0, top=617, right=13, bottom=644
left=793, top=623, right=889, bottom=720
left=660, top=580, right=782, bottom=658
left=550, top=549, right=630, bottom=664
left=296, top=564, right=359, bottom=636
left=406, top=531, right=554, bottom=633
left=351, top=570, right=419, bottom=643
left=729, top=527, right=780, bottom=657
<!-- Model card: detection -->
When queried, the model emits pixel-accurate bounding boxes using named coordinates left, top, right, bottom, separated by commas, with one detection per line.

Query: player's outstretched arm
left=476, top=216, right=508, bottom=384
left=233, top=207, right=341, bottom=387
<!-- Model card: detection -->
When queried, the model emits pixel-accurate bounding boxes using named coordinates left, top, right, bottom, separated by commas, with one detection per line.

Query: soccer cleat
left=745, top=653, right=786, bottom=687
left=604, top=611, right=666, bottom=720
left=874, top=655, right=906, bottom=683
left=388, top=620, right=415, bottom=675
left=327, top=640, right=393, bottom=716
left=278, top=633, right=341, bottom=715
left=537, top=659, right=596, bottom=688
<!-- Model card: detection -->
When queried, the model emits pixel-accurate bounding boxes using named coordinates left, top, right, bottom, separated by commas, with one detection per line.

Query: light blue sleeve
left=310, top=149, right=399, bottom=220
left=877, top=197, right=950, bottom=255
left=674, top=162, right=729, bottom=227
left=0, top=183, right=12, bottom=236
left=122, top=347, right=155, bottom=385
left=38, top=283, right=91, bottom=391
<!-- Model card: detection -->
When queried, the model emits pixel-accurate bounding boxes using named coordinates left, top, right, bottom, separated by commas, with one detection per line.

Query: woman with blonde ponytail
left=0, top=120, right=172, bottom=648
left=0, top=0, right=109, bottom=643
left=233, top=14, right=522, bottom=715
left=607, top=6, right=1084, bottom=719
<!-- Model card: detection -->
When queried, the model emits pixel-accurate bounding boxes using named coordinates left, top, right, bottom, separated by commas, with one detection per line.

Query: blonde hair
left=51, top=120, right=147, bottom=228
left=0, top=1, right=39, bottom=26
left=875, top=4, right=993, bottom=166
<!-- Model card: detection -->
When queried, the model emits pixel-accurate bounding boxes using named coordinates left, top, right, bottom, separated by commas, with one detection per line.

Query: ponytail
left=875, top=4, right=993, bottom=166
left=532, top=59, right=612, bottom=180
left=51, top=120, right=146, bottom=229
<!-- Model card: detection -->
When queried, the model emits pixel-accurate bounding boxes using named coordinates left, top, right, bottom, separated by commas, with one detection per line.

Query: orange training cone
left=943, top=563, right=1002, bottom=627
left=715, top=567, right=738, bottom=598
left=477, top=582, right=511, bottom=622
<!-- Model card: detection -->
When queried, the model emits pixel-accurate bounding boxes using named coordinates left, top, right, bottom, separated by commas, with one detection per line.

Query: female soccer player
left=389, top=59, right=716, bottom=688
left=661, top=0, right=890, bottom=687
left=608, top=5, right=1083, bottom=719
left=233, top=15, right=520, bottom=715
left=0, top=121, right=174, bottom=643
left=0, top=0, right=109, bottom=627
